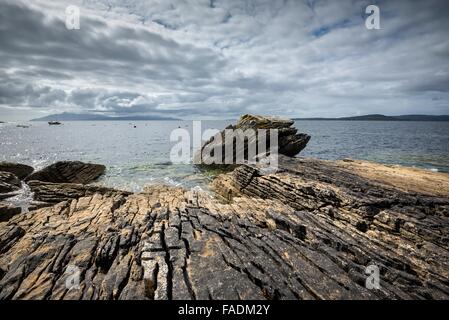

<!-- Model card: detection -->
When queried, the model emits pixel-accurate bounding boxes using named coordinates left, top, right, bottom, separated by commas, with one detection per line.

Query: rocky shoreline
left=1, top=115, right=449, bottom=300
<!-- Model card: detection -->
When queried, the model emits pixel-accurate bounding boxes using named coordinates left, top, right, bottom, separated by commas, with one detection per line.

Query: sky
left=0, top=0, right=448, bottom=121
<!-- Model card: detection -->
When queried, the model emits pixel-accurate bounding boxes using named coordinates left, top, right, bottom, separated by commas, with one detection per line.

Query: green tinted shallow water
left=1, top=120, right=448, bottom=192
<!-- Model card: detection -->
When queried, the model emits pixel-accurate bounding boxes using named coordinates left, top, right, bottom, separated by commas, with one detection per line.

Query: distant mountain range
left=294, top=114, right=449, bottom=121
left=30, top=112, right=179, bottom=121
left=24, top=113, right=449, bottom=122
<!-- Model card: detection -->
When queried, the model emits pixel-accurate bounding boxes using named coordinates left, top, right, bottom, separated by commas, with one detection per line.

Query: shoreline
left=3, top=155, right=448, bottom=211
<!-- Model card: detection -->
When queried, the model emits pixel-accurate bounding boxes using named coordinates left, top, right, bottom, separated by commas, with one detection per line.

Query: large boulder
left=0, top=171, right=21, bottom=194
left=195, top=114, right=310, bottom=166
left=25, top=161, right=106, bottom=184
left=0, top=162, right=34, bottom=180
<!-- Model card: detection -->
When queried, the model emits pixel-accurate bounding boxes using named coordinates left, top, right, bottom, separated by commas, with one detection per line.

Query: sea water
left=1, top=120, right=448, bottom=193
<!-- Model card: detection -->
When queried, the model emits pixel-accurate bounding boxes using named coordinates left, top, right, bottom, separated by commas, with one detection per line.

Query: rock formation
left=0, top=156, right=448, bottom=299
left=0, top=202, right=21, bottom=222
left=0, top=162, right=34, bottom=180
left=195, top=114, right=310, bottom=166
left=0, top=171, right=21, bottom=194
left=27, top=181, right=131, bottom=204
left=0, top=161, right=108, bottom=213
left=0, top=172, right=23, bottom=217
left=25, top=161, right=105, bottom=184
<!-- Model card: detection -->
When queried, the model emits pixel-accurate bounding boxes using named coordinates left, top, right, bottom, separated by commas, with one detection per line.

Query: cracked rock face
left=212, top=155, right=449, bottom=299
left=0, top=157, right=448, bottom=300
left=27, top=181, right=131, bottom=205
left=25, top=161, right=106, bottom=184
left=0, top=160, right=448, bottom=299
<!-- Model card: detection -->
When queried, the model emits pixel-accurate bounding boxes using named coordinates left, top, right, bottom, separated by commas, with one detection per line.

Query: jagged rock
left=1, top=155, right=448, bottom=300
left=27, top=180, right=132, bottom=204
left=195, top=114, right=310, bottom=166
left=0, top=171, right=21, bottom=194
left=0, top=162, right=34, bottom=180
left=25, top=161, right=105, bottom=184
left=0, top=202, right=21, bottom=222
left=212, top=155, right=449, bottom=298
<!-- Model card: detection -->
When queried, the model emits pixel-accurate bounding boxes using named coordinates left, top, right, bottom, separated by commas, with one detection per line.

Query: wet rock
left=0, top=191, right=21, bottom=201
left=0, top=171, right=21, bottom=194
left=0, top=202, right=21, bottom=222
left=25, top=161, right=105, bottom=184
left=0, top=162, right=34, bottom=180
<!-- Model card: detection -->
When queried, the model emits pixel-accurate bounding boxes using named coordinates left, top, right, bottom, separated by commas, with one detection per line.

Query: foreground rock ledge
left=1, top=158, right=449, bottom=300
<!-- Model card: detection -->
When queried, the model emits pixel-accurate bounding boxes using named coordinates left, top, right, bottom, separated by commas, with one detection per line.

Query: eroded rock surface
left=26, top=161, right=105, bottom=184
left=0, top=171, right=21, bottom=194
left=212, top=155, right=449, bottom=298
left=27, top=181, right=131, bottom=205
left=1, top=154, right=449, bottom=300
left=196, top=114, right=310, bottom=166
left=0, top=202, right=21, bottom=222
left=0, top=162, right=34, bottom=180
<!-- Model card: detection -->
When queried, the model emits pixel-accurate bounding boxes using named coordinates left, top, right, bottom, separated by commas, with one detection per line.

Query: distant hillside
left=31, top=112, right=179, bottom=121
left=294, top=114, right=449, bottom=121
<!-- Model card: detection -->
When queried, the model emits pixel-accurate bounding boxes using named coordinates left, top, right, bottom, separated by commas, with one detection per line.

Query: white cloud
left=0, top=0, right=448, bottom=120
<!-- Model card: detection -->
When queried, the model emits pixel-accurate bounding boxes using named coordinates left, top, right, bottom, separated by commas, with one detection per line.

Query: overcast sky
left=0, top=0, right=448, bottom=121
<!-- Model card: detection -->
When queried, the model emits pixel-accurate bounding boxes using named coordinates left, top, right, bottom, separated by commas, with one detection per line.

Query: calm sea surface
left=1, top=120, right=449, bottom=192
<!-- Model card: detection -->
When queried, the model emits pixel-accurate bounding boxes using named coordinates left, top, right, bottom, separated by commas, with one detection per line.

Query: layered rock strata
left=1, top=157, right=448, bottom=299
left=196, top=114, right=310, bottom=166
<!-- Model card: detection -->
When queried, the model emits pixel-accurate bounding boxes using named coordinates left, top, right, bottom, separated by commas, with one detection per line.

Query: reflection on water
left=296, top=120, right=449, bottom=173
left=1, top=120, right=448, bottom=192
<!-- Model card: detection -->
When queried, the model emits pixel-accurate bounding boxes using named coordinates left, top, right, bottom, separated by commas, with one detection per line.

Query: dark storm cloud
left=0, top=0, right=448, bottom=120
left=0, top=1, right=222, bottom=77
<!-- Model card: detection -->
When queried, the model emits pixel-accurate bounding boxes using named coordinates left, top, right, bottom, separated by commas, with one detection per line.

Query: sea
left=1, top=120, right=449, bottom=195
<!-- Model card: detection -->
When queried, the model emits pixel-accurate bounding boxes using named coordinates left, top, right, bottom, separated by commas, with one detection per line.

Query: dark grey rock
left=0, top=202, right=21, bottom=222
left=0, top=171, right=21, bottom=194
left=25, top=161, right=105, bottom=184
left=0, top=162, right=34, bottom=180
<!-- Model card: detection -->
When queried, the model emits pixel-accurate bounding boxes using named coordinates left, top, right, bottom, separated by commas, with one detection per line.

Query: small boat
left=16, top=124, right=30, bottom=128
left=48, top=121, right=61, bottom=125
